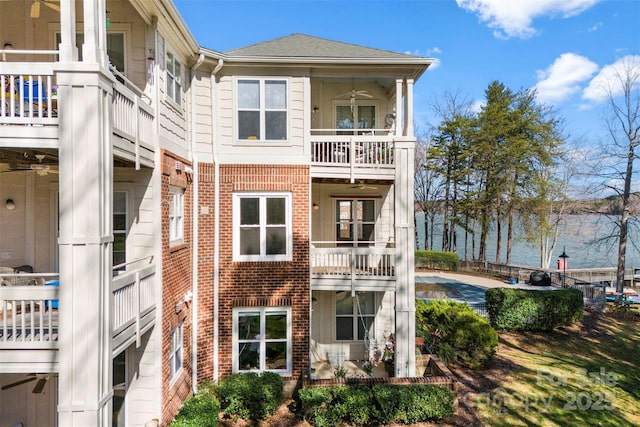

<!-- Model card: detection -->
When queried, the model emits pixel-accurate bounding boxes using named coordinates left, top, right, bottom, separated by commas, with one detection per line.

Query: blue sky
left=174, top=0, right=639, bottom=146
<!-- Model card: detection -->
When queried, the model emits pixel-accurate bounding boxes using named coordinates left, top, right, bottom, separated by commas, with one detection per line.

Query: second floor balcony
left=0, top=63, right=155, bottom=167
left=0, top=257, right=156, bottom=369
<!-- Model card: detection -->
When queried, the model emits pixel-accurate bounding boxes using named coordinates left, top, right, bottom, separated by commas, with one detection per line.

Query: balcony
left=311, top=242, right=396, bottom=293
left=0, top=258, right=156, bottom=369
left=310, top=132, right=395, bottom=181
left=1, top=63, right=155, bottom=166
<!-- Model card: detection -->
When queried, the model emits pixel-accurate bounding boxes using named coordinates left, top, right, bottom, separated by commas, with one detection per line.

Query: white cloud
left=471, top=99, right=485, bottom=114
left=587, top=22, right=602, bottom=32
left=426, top=47, right=442, bottom=56
left=427, top=58, right=441, bottom=71
left=534, top=53, right=599, bottom=103
left=456, top=0, right=602, bottom=39
left=583, top=55, right=640, bottom=103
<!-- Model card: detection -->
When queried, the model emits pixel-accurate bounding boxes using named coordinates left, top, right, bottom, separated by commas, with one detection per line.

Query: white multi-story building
left=0, top=1, right=431, bottom=426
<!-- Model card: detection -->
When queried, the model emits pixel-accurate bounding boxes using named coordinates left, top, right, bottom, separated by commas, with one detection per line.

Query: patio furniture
left=45, top=280, right=59, bottom=309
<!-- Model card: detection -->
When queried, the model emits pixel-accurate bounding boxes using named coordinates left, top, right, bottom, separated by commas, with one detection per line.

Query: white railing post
left=135, top=271, right=141, bottom=347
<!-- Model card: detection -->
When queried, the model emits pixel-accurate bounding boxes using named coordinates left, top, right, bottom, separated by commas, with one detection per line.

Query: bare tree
left=589, top=56, right=640, bottom=299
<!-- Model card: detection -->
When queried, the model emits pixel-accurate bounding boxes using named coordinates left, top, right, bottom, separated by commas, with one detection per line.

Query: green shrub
left=416, top=299, right=498, bottom=368
left=299, top=384, right=454, bottom=426
left=215, top=372, right=283, bottom=421
left=415, top=250, right=459, bottom=271
left=170, top=382, right=220, bottom=427
left=486, top=287, right=584, bottom=331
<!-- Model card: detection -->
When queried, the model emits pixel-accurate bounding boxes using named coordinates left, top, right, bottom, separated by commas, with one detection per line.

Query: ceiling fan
left=351, top=183, right=378, bottom=190
left=338, top=87, right=373, bottom=113
left=1, top=374, right=49, bottom=394
left=1, top=154, right=58, bottom=175
left=30, top=0, right=60, bottom=19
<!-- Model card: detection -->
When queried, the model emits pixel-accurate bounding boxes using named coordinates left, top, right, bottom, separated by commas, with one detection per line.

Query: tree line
left=416, top=56, right=638, bottom=293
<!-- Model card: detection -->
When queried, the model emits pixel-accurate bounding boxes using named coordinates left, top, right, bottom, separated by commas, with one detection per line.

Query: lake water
left=415, top=214, right=640, bottom=269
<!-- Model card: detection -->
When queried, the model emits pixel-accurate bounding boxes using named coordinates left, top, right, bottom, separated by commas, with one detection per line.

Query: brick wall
left=213, top=164, right=311, bottom=381
left=159, top=150, right=194, bottom=426
left=196, top=162, right=215, bottom=381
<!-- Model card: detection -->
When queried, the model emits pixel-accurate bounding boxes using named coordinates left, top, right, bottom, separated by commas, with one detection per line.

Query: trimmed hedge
left=215, top=372, right=283, bottom=421
left=170, top=382, right=220, bottom=427
left=486, top=287, right=584, bottom=331
left=416, top=299, right=498, bottom=369
left=298, top=384, right=455, bottom=427
left=415, top=250, right=459, bottom=271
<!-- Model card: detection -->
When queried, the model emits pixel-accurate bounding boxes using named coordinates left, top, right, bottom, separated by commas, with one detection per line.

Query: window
left=169, top=188, right=184, bottom=244
left=336, top=199, right=376, bottom=247
left=233, top=307, right=291, bottom=373
left=113, top=191, right=127, bottom=269
left=336, top=292, right=376, bottom=341
left=233, top=193, right=291, bottom=261
left=336, top=105, right=376, bottom=134
left=237, top=79, right=287, bottom=141
left=169, top=323, right=183, bottom=383
left=166, top=50, right=183, bottom=106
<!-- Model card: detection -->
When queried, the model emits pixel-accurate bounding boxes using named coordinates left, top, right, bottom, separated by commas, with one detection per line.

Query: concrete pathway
left=415, top=271, right=557, bottom=303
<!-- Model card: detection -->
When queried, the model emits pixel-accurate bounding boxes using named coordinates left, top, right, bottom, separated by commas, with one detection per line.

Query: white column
left=58, top=0, right=77, bottom=62
left=393, top=138, right=416, bottom=377
left=82, top=0, right=108, bottom=69
left=406, top=79, right=414, bottom=137
left=395, top=79, right=403, bottom=137
left=56, top=65, right=114, bottom=427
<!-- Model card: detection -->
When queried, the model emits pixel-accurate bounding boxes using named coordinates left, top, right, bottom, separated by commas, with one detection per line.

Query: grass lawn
left=451, top=307, right=640, bottom=426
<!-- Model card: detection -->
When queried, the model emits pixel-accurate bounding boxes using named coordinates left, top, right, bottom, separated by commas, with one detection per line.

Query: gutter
left=211, top=57, right=223, bottom=381
left=191, top=53, right=205, bottom=394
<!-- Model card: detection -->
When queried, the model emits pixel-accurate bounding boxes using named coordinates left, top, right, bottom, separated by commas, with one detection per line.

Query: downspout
left=211, top=58, right=224, bottom=381
left=191, top=53, right=205, bottom=394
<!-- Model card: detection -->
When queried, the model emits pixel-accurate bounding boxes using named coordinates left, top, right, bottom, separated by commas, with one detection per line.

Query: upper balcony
left=0, top=64, right=155, bottom=167
left=0, top=257, right=156, bottom=372
left=310, top=131, right=395, bottom=181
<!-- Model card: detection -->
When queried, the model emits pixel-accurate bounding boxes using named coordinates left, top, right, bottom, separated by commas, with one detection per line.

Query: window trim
left=235, top=77, right=289, bottom=143
left=232, top=307, right=292, bottom=375
left=165, top=47, right=183, bottom=107
left=113, top=189, right=129, bottom=270
left=333, top=100, right=379, bottom=135
left=169, top=323, right=184, bottom=384
left=233, top=192, right=292, bottom=262
left=335, top=198, right=376, bottom=247
left=169, top=187, right=185, bottom=245
left=335, top=291, right=376, bottom=342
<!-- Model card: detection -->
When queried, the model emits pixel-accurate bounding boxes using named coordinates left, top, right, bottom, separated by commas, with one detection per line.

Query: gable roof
left=224, top=33, right=425, bottom=61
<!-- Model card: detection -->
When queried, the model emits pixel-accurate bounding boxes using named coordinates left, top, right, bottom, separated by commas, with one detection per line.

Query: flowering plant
left=382, top=333, right=395, bottom=362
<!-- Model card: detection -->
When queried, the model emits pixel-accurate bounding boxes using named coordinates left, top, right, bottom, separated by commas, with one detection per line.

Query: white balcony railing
left=111, top=258, right=156, bottom=353
left=111, top=66, right=155, bottom=167
left=311, top=134, right=394, bottom=167
left=311, top=243, right=395, bottom=280
left=0, top=63, right=58, bottom=126
left=0, top=273, right=59, bottom=349
left=0, top=258, right=156, bottom=352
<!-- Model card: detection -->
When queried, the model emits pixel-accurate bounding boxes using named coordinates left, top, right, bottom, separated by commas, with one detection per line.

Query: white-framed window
left=335, top=104, right=376, bottom=135
left=336, top=199, right=376, bottom=247
left=233, top=192, right=292, bottom=261
left=113, top=190, right=128, bottom=269
left=166, top=49, right=183, bottom=106
left=169, top=187, right=184, bottom=244
left=233, top=307, right=291, bottom=374
left=336, top=291, right=376, bottom=341
left=169, top=323, right=183, bottom=383
left=237, top=78, right=288, bottom=141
